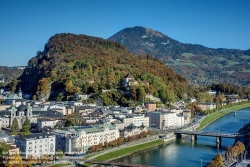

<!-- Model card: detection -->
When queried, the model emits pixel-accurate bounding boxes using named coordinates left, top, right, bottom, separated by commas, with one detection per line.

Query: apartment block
left=15, top=133, right=55, bottom=159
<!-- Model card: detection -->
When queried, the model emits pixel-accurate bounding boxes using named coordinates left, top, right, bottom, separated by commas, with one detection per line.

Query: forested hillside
left=0, top=66, right=24, bottom=85
left=19, top=33, right=193, bottom=105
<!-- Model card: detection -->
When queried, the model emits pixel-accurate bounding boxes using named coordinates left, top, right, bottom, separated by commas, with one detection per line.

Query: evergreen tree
left=22, top=119, right=31, bottom=135
left=136, top=86, right=146, bottom=102
left=11, top=118, right=20, bottom=135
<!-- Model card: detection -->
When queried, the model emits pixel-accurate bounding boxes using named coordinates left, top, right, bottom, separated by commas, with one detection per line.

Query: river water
left=116, top=108, right=250, bottom=167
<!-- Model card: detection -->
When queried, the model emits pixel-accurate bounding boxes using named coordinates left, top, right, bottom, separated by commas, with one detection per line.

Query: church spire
left=18, top=84, right=22, bottom=99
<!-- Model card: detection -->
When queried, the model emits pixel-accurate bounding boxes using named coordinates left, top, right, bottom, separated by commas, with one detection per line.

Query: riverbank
left=83, top=139, right=163, bottom=166
left=82, top=102, right=250, bottom=166
left=196, top=102, right=250, bottom=130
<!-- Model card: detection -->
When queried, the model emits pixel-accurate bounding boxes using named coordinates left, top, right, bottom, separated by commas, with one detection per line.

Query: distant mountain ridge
left=108, top=26, right=250, bottom=86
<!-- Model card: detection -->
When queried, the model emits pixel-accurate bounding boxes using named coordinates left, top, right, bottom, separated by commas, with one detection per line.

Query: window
left=51, top=139, right=53, bottom=141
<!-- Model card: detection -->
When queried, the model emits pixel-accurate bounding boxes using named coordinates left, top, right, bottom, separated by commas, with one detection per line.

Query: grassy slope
left=196, top=103, right=250, bottom=130
left=83, top=140, right=163, bottom=166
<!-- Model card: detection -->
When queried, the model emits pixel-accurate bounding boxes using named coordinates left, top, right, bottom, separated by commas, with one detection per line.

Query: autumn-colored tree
left=26, top=156, right=37, bottom=167
left=216, top=94, right=224, bottom=108
left=117, top=137, right=124, bottom=146
left=6, top=154, right=23, bottom=167
left=37, top=78, right=49, bottom=93
left=104, top=141, right=109, bottom=149
left=235, top=141, right=245, bottom=156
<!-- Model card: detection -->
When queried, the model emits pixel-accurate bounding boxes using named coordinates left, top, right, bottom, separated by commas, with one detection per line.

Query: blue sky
left=1, top=0, right=250, bottom=67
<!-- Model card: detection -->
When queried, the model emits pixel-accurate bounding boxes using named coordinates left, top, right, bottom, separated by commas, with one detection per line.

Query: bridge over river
left=85, top=160, right=154, bottom=167
left=174, top=130, right=241, bottom=147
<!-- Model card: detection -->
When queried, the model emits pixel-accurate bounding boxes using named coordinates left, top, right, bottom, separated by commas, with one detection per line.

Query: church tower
left=18, top=86, right=22, bottom=99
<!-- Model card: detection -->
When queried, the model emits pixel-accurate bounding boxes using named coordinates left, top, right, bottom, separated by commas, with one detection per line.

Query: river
left=116, top=108, right=250, bottom=167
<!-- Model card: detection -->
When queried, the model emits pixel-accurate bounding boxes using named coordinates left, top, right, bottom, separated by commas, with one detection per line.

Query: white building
left=121, top=114, right=149, bottom=127
left=147, top=111, right=184, bottom=129
left=37, top=119, right=57, bottom=131
left=15, top=133, right=55, bottom=159
left=52, top=124, right=119, bottom=154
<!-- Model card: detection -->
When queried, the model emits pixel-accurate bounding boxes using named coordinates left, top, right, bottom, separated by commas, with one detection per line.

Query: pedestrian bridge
left=174, top=130, right=240, bottom=146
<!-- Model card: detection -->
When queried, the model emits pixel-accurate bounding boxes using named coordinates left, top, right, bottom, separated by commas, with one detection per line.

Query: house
left=15, top=133, right=55, bottom=159
left=0, top=78, right=4, bottom=83
left=122, top=74, right=138, bottom=90
left=197, top=102, right=216, bottom=111
left=37, top=119, right=57, bottom=132
left=7, top=143, right=20, bottom=155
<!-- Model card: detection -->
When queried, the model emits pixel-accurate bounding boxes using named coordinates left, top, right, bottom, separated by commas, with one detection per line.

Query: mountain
left=19, top=33, right=193, bottom=104
left=0, top=66, right=24, bottom=84
left=108, top=26, right=250, bottom=86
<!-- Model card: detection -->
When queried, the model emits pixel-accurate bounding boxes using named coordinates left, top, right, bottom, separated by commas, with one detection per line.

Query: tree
left=7, top=79, right=18, bottom=93
left=81, top=82, right=87, bottom=93
left=56, top=92, right=64, bottom=101
left=64, top=120, right=73, bottom=127
left=117, top=137, right=123, bottom=146
left=0, top=142, right=9, bottom=160
left=26, top=156, right=37, bottom=167
left=55, top=150, right=64, bottom=160
left=22, top=119, right=31, bottom=135
left=216, top=94, right=223, bottom=108
left=10, top=118, right=20, bottom=135
left=136, top=86, right=146, bottom=102
left=235, top=141, right=245, bottom=156
left=6, top=154, right=23, bottom=167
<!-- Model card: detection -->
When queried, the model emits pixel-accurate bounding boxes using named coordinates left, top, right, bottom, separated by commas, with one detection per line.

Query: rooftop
left=15, top=133, right=55, bottom=140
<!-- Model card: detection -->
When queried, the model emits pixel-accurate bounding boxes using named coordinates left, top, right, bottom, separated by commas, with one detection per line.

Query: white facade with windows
left=147, top=111, right=184, bottom=129
left=15, top=133, right=55, bottom=159
left=52, top=124, right=119, bottom=154
left=122, top=115, right=149, bottom=127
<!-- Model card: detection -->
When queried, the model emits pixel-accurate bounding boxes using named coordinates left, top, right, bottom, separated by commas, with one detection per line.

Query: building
left=120, top=124, right=147, bottom=138
left=7, top=143, right=20, bottom=155
left=122, top=114, right=149, bottom=127
left=0, top=103, right=36, bottom=129
left=122, top=74, right=138, bottom=90
left=52, top=124, right=119, bottom=154
left=5, top=87, right=23, bottom=105
left=147, top=111, right=184, bottom=129
left=0, top=78, right=4, bottom=83
left=15, top=133, right=55, bottom=159
left=145, top=102, right=156, bottom=112
left=37, top=119, right=57, bottom=132
left=197, top=102, right=216, bottom=111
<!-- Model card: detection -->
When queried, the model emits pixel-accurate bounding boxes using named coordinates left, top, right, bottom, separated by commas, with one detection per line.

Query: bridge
left=85, top=160, right=154, bottom=167
left=174, top=130, right=240, bottom=147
